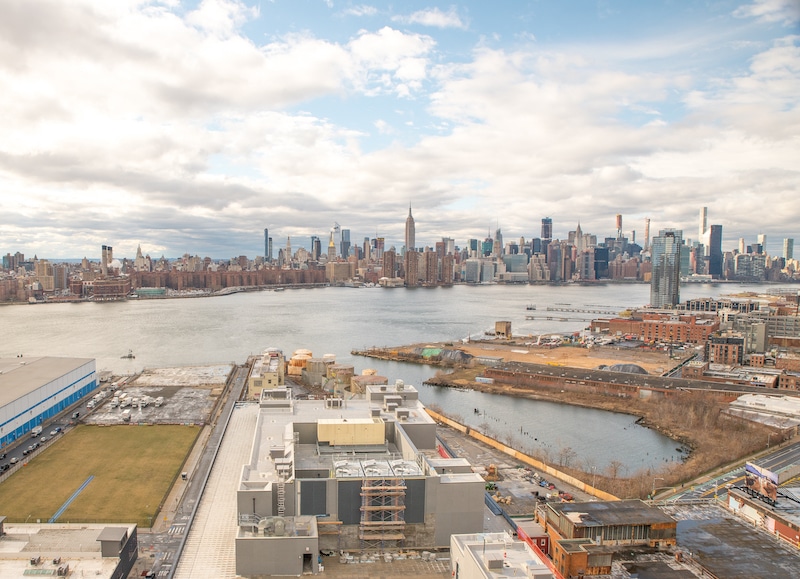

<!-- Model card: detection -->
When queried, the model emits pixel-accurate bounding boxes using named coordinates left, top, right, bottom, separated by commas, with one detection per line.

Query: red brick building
left=593, top=313, right=719, bottom=344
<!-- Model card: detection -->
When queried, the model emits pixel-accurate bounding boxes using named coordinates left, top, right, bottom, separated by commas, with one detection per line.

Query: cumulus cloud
left=0, top=0, right=797, bottom=257
left=733, top=0, right=800, bottom=25
left=392, top=6, right=467, bottom=29
left=344, top=5, right=378, bottom=17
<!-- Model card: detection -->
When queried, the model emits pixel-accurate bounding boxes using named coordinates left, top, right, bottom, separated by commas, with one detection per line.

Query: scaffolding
left=277, top=482, right=286, bottom=517
left=359, top=477, right=406, bottom=551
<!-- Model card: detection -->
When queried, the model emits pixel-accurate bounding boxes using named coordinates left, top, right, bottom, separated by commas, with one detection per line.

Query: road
left=135, top=363, right=250, bottom=579
left=660, top=439, right=800, bottom=502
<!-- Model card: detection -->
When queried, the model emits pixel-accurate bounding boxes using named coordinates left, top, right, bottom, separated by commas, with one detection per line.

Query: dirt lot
left=397, top=340, right=687, bottom=375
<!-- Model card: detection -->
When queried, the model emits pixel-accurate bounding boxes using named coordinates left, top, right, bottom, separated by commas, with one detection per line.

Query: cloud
left=0, top=1, right=797, bottom=258
left=186, top=0, right=260, bottom=38
left=733, top=0, right=800, bottom=25
left=344, top=5, right=377, bottom=17
left=392, top=6, right=467, bottom=30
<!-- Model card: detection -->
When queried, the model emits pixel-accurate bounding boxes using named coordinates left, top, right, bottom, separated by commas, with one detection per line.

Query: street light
left=652, top=477, right=664, bottom=497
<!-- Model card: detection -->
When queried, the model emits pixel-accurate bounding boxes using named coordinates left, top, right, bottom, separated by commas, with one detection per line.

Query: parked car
left=50, top=427, right=62, bottom=436
left=0, top=452, right=6, bottom=460
left=40, top=436, right=48, bottom=443
left=0, top=463, right=10, bottom=472
left=9, top=457, right=19, bottom=465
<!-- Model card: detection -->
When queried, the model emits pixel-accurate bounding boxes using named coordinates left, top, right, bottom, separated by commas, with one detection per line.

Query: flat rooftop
left=452, top=532, right=553, bottom=577
left=551, top=499, right=675, bottom=527
left=661, top=501, right=800, bottom=578
left=0, top=357, right=94, bottom=407
left=243, top=391, right=434, bottom=487
left=0, top=522, right=134, bottom=578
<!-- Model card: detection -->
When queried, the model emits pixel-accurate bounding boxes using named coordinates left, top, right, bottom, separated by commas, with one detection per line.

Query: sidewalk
left=151, top=424, right=213, bottom=533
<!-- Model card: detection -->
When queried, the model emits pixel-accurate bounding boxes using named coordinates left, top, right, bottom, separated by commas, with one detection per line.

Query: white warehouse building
left=0, top=357, right=96, bottom=449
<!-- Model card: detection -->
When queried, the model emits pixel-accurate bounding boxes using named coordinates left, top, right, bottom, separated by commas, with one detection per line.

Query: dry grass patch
left=0, top=424, right=199, bottom=526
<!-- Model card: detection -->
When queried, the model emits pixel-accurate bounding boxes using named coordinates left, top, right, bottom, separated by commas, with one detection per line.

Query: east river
left=2, top=281, right=795, bottom=475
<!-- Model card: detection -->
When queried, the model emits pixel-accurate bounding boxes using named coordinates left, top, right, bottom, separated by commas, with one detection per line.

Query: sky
left=0, top=0, right=798, bottom=259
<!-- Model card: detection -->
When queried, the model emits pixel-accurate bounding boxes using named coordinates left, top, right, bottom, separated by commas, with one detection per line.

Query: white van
left=31, top=426, right=43, bottom=438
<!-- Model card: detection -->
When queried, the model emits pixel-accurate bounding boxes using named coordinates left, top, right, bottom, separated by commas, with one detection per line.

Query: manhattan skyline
left=0, top=0, right=798, bottom=258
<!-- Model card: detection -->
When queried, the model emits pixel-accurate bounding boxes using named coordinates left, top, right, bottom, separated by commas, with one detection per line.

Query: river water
left=1, top=281, right=792, bottom=474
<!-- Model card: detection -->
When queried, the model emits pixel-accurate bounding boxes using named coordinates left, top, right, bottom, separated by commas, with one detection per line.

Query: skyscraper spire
left=405, top=204, right=415, bottom=252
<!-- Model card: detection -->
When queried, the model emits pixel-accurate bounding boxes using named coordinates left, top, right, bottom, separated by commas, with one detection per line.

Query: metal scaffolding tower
left=277, top=482, right=286, bottom=517
left=359, top=477, right=406, bottom=551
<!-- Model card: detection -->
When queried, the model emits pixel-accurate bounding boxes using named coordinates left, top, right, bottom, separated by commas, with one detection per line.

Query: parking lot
left=84, top=364, right=233, bottom=426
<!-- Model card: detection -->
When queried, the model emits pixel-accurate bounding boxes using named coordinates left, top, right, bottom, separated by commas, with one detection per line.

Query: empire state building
left=405, top=205, right=415, bottom=252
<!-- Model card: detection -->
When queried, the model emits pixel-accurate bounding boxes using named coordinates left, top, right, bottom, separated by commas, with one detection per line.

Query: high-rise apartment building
left=405, top=205, right=415, bottom=252
left=383, top=250, right=396, bottom=278
left=650, top=229, right=682, bottom=308
left=404, top=249, right=418, bottom=286
left=784, top=238, right=794, bottom=261
left=423, top=249, right=438, bottom=284
left=708, top=225, right=723, bottom=278
left=264, top=228, right=270, bottom=262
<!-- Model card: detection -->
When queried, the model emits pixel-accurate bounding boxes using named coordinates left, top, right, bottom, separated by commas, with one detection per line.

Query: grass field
left=0, top=424, right=199, bottom=527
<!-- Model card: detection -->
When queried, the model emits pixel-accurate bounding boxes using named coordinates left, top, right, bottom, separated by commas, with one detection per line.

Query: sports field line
left=49, top=475, right=94, bottom=523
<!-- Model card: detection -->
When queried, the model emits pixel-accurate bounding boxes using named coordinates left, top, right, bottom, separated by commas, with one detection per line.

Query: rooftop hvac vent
left=395, top=379, right=404, bottom=391
left=484, top=553, right=504, bottom=570
left=371, top=408, right=381, bottom=417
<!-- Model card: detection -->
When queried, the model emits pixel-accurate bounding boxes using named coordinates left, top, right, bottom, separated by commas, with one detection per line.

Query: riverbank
left=354, top=341, right=781, bottom=499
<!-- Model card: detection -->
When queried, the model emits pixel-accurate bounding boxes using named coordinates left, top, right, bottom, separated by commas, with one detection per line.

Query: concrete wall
left=427, top=476, right=485, bottom=547
left=236, top=535, right=319, bottom=576
left=426, top=407, right=619, bottom=502
left=397, top=421, right=436, bottom=451
left=238, top=488, right=273, bottom=517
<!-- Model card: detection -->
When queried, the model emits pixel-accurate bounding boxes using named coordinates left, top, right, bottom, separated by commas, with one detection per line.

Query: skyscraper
left=708, top=225, right=723, bottom=278
left=310, top=236, right=321, bottom=261
left=264, top=228, right=273, bottom=262
left=757, top=234, right=767, bottom=255
left=785, top=238, right=795, bottom=261
left=340, top=228, right=351, bottom=258
left=493, top=226, right=503, bottom=257
left=405, top=205, right=415, bottom=252
left=698, top=207, right=707, bottom=242
left=650, top=229, right=682, bottom=308
left=541, top=217, right=553, bottom=243
left=331, top=223, right=341, bottom=259
left=644, top=218, right=650, bottom=251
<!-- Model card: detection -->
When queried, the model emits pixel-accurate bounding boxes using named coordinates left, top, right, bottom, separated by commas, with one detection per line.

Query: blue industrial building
left=0, top=357, right=96, bottom=449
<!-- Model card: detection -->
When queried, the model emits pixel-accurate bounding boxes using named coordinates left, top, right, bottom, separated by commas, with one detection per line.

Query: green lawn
left=0, top=424, right=199, bottom=527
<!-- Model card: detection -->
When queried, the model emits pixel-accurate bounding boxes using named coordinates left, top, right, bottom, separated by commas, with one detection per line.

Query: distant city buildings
left=1, top=206, right=798, bottom=303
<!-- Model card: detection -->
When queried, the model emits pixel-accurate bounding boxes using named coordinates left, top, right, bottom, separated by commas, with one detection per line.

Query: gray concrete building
left=234, top=381, right=485, bottom=576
